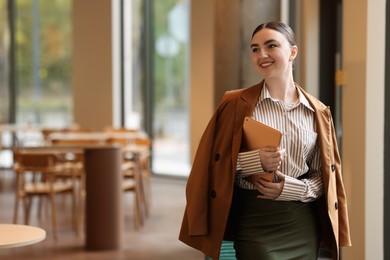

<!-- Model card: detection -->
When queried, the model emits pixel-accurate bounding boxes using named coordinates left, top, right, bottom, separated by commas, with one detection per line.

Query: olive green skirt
left=233, top=188, right=320, bottom=260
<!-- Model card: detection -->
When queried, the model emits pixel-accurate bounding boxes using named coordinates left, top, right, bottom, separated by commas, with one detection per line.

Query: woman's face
left=250, top=28, right=297, bottom=80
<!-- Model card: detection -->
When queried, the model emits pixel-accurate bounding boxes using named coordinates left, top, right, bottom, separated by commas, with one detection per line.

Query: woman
left=179, top=22, right=351, bottom=260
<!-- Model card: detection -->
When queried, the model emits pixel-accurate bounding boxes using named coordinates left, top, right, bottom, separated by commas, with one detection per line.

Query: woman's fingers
left=254, top=171, right=285, bottom=199
left=259, top=147, right=285, bottom=172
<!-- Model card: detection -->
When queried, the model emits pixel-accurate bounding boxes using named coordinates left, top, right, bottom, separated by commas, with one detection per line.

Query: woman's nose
left=257, top=48, right=268, bottom=58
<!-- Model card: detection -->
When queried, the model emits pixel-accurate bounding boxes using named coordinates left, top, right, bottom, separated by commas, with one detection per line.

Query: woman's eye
left=268, top=44, right=277, bottom=49
left=251, top=47, right=259, bottom=53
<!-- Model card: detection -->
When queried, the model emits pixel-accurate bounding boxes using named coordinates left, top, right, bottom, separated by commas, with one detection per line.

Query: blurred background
left=0, top=0, right=388, bottom=259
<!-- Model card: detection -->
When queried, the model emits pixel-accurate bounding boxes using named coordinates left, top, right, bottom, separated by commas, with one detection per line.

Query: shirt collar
left=259, top=82, right=315, bottom=112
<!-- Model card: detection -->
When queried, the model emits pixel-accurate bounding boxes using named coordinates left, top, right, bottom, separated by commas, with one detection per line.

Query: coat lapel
left=231, top=82, right=263, bottom=164
left=298, top=85, right=332, bottom=193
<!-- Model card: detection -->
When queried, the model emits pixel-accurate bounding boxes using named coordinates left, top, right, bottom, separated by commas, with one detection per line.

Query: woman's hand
left=258, top=147, right=285, bottom=172
left=252, top=171, right=285, bottom=199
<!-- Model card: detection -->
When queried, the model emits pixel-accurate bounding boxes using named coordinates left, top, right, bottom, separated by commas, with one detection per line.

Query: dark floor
left=0, top=171, right=204, bottom=260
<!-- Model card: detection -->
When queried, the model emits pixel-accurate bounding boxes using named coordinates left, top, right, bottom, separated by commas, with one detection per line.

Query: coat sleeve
left=185, top=93, right=233, bottom=236
left=185, top=113, right=217, bottom=235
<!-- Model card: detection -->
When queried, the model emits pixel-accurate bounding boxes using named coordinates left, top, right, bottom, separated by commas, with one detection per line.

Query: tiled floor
left=0, top=172, right=204, bottom=260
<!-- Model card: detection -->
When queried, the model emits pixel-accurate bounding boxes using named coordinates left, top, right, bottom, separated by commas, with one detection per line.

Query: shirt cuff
left=237, top=150, right=264, bottom=176
left=276, top=175, right=306, bottom=201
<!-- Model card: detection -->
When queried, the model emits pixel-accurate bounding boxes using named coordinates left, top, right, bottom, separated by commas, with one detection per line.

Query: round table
left=0, top=224, right=46, bottom=248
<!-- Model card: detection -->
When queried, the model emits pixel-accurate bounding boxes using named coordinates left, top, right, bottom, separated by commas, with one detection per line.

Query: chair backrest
left=134, top=137, right=151, bottom=148
left=41, top=128, right=63, bottom=140
left=13, top=150, right=58, bottom=173
left=62, top=127, right=92, bottom=133
left=51, top=138, right=102, bottom=146
left=106, top=137, right=129, bottom=145
left=104, top=126, right=137, bottom=133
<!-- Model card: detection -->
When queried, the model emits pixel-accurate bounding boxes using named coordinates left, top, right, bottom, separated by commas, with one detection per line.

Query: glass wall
left=123, top=0, right=144, bottom=130
left=124, top=0, right=191, bottom=176
left=0, top=0, right=72, bottom=166
left=152, top=0, right=190, bottom=176
left=2, top=0, right=191, bottom=176
left=15, top=0, right=72, bottom=127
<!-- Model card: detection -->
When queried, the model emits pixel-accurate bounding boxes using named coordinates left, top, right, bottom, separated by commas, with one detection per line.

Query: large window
left=15, top=0, right=72, bottom=127
left=123, top=0, right=191, bottom=176
left=123, top=0, right=144, bottom=130
left=2, top=0, right=191, bottom=176
left=0, top=0, right=72, bottom=167
left=152, top=0, right=190, bottom=176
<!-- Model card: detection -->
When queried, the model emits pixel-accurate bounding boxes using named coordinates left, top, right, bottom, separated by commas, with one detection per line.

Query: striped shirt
left=236, top=84, right=324, bottom=202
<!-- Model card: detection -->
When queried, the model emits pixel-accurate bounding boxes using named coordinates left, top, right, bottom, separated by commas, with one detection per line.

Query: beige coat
left=179, top=81, right=351, bottom=260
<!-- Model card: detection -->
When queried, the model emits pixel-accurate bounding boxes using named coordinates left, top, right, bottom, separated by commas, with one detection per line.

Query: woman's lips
left=260, top=61, right=274, bottom=68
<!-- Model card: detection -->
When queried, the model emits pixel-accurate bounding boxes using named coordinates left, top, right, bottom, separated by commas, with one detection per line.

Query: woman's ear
left=290, top=45, right=298, bottom=61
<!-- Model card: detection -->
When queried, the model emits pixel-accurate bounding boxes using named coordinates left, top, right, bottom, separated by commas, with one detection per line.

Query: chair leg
left=49, top=194, right=58, bottom=240
left=76, top=190, right=85, bottom=237
left=23, top=196, right=32, bottom=225
left=71, top=185, right=79, bottom=235
left=37, top=196, right=43, bottom=220
left=135, top=157, right=148, bottom=219
left=142, top=170, right=152, bottom=215
left=13, top=175, right=21, bottom=224
left=133, top=186, right=142, bottom=229
left=141, top=157, right=152, bottom=215
left=13, top=196, right=19, bottom=224
left=76, top=174, right=85, bottom=237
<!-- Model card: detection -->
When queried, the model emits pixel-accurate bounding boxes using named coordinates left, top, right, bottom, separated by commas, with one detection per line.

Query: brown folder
left=242, top=116, right=282, bottom=151
left=242, top=117, right=283, bottom=182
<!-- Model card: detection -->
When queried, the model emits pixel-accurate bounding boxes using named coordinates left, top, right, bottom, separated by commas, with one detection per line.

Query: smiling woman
left=179, top=21, right=351, bottom=260
left=249, top=22, right=298, bottom=89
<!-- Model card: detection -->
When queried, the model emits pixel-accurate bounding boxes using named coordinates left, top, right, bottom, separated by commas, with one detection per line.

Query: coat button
left=211, top=190, right=217, bottom=198
left=335, top=202, right=338, bottom=210
left=215, top=153, right=220, bottom=161
left=331, top=164, right=336, bottom=172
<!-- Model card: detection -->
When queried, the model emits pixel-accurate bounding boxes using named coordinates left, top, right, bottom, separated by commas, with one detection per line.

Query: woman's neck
left=264, top=78, right=298, bottom=106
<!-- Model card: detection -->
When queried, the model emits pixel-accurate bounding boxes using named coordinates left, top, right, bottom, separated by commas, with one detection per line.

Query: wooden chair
left=50, top=137, right=100, bottom=236
left=106, top=137, right=147, bottom=229
left=121, top=160, right=144, bottom=229
left=133, top=137, right=152, bottom=214
left=53, top=151, right=85, bottom=236
left=13, top=149, right=77, bottom=240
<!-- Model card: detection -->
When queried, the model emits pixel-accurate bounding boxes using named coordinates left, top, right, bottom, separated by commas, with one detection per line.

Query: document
left=242, top=116, right=282, bottom=151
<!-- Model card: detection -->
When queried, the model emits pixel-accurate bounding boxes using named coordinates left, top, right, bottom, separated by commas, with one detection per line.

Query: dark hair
left=251, top=21, right=297, bottom=46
